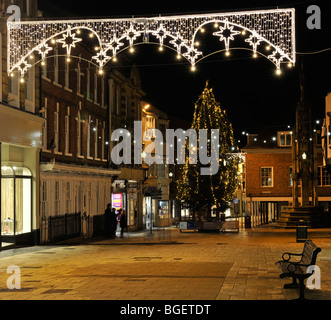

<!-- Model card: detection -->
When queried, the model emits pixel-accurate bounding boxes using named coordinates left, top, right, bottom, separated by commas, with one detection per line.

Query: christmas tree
left=176, top=81, right=239, bottom=220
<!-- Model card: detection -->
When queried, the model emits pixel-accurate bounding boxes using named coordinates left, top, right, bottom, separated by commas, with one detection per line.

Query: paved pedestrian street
left=1, top=226, right=331, bottom=301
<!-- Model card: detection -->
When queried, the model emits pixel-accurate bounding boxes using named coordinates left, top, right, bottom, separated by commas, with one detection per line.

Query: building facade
left=109, top=66, right=146, bottom=232
left=141, top=100, right=171, bottom=228
left=243, top=123, right=331, bottom=227
left=0, top=0, right=44, bottom=248
left=38, top=35, right=149, bottom=239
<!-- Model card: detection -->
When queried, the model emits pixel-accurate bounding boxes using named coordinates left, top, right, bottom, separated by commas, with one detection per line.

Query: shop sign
left=128, top=188, right=137, bottom=200
left=112, top=193, right=122, bottom=209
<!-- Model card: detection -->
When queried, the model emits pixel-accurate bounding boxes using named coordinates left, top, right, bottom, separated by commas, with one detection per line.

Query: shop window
left=1, top=166, right=32, bottom=237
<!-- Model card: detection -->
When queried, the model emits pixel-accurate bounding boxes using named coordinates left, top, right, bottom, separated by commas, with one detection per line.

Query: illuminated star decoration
left=92, top=50, right=111, bottom=68
left=213, top=20, right=241, bottom=52
left=268, top=49, right=286, bottom=69
left=107, top=38, right=124, bottom=57
left=183, top=46, right=203, bottom=66
left=124, top=24, right=141, bottom=47
left=56, top=28, right=82, bottom=56
left=245, top=33, right=263, bottom=55
left=169, top=33, right=188, bottom=55
left=17, top=59, right=32, bottom=76
left=36, top=41, right=53, bottom=60
left=151, top=23, right=169, bottom=47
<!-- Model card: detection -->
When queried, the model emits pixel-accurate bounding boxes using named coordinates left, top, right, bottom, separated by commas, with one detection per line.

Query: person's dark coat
left=120, top=212, right=127, bottom=228
left=104, top=206, right=112, bottom=237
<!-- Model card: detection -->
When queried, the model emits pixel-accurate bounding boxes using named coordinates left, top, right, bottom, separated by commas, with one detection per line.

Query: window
left=94, top=73, right=98, bottom=103
left=278, top=132, right=292, bottom=147
left=318, top=166, right=331, bottom=186
left=76, top=61, right=84, bottom=95
left=41, top=181, right=47, bottom=219
left=55, top=181, right=60, bottom=216
left=42, top=98, right=48, bottom=151
left=65, top=60, right=70, bottom=89
left=65, top=182, right=71, bottom=213
left=54, top=103, right=59, bottom=152
left=94, top=118, right=98, bottom=159
left=77, top=105, right=82, bottom=157
left=96, top=183, right=99, bottom=214
left=145, top=116, right=156, bottom=139
left=88, top=182, right=92, bottom=215
left=8, top=74, right=19, bottom=108
left=25, top=64, right=35, bottom=112
left=260, top=167, right=273, bottom=187
left=101, top=76, right=105, bottom=107
left=101, top=121, right=105, bottom=160
left=54, top=46, right=59, bottom=83
left=64, top=107, right=70, bottom=155
left=158, top=164, right=166, bottom=178
left=1, top=166, right=32, bottom=236
left=86, top=63, right=91, bottom=100
left=87, top=115, right=91, bottom=158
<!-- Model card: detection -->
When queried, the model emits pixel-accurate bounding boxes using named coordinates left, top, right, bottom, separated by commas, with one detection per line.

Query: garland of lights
left=7, top=8, right=295, bottom=78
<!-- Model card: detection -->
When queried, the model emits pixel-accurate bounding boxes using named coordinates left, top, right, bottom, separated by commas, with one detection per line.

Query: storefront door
left=1, top=166, right=32, bottom=246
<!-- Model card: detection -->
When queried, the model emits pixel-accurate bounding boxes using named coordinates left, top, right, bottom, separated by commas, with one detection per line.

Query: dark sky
left=38, top=0, right=331, bottom=142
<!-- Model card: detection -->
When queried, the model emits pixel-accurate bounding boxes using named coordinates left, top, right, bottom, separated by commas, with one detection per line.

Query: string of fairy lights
left=7, top=8, right=296, bottom=82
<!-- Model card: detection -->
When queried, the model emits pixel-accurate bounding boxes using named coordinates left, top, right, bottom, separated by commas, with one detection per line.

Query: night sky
left=38, top=0, right=331, bottom=143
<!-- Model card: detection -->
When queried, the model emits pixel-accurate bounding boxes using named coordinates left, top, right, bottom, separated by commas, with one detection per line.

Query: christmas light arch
left=7, top=8, right=296, bottom=78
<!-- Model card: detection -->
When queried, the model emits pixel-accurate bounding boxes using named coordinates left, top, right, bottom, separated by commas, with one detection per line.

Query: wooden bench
left=221, top=220, right=239, bottom=233
left=275, top=240, right=321, bottom=300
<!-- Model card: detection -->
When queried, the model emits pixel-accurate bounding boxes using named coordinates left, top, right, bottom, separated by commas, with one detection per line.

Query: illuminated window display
left=1, top=166, right=32, bottom=238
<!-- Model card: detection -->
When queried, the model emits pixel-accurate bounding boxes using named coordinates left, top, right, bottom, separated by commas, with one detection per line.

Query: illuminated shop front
left=112, top=177, right=143, bottom=231
left=0, top=106, right=43, bottom=248
left=1, top=165, right=32, bottom=243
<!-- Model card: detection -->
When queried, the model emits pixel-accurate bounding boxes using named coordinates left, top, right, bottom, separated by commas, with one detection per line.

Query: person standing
left=110, top=208, right=118, bottom=238
left=104, top=203, right=112, bottom=238
left=120, top=210, right=127, bottom=238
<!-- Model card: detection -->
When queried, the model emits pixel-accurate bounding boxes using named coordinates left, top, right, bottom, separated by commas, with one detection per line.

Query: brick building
left=38, top=32, right=146, bottom=239
left=243, top=122, right=331, bottom=226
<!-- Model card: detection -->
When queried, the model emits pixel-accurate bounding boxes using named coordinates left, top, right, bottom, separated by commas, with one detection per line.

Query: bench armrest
left=282, top=252, right=302, bottom=261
